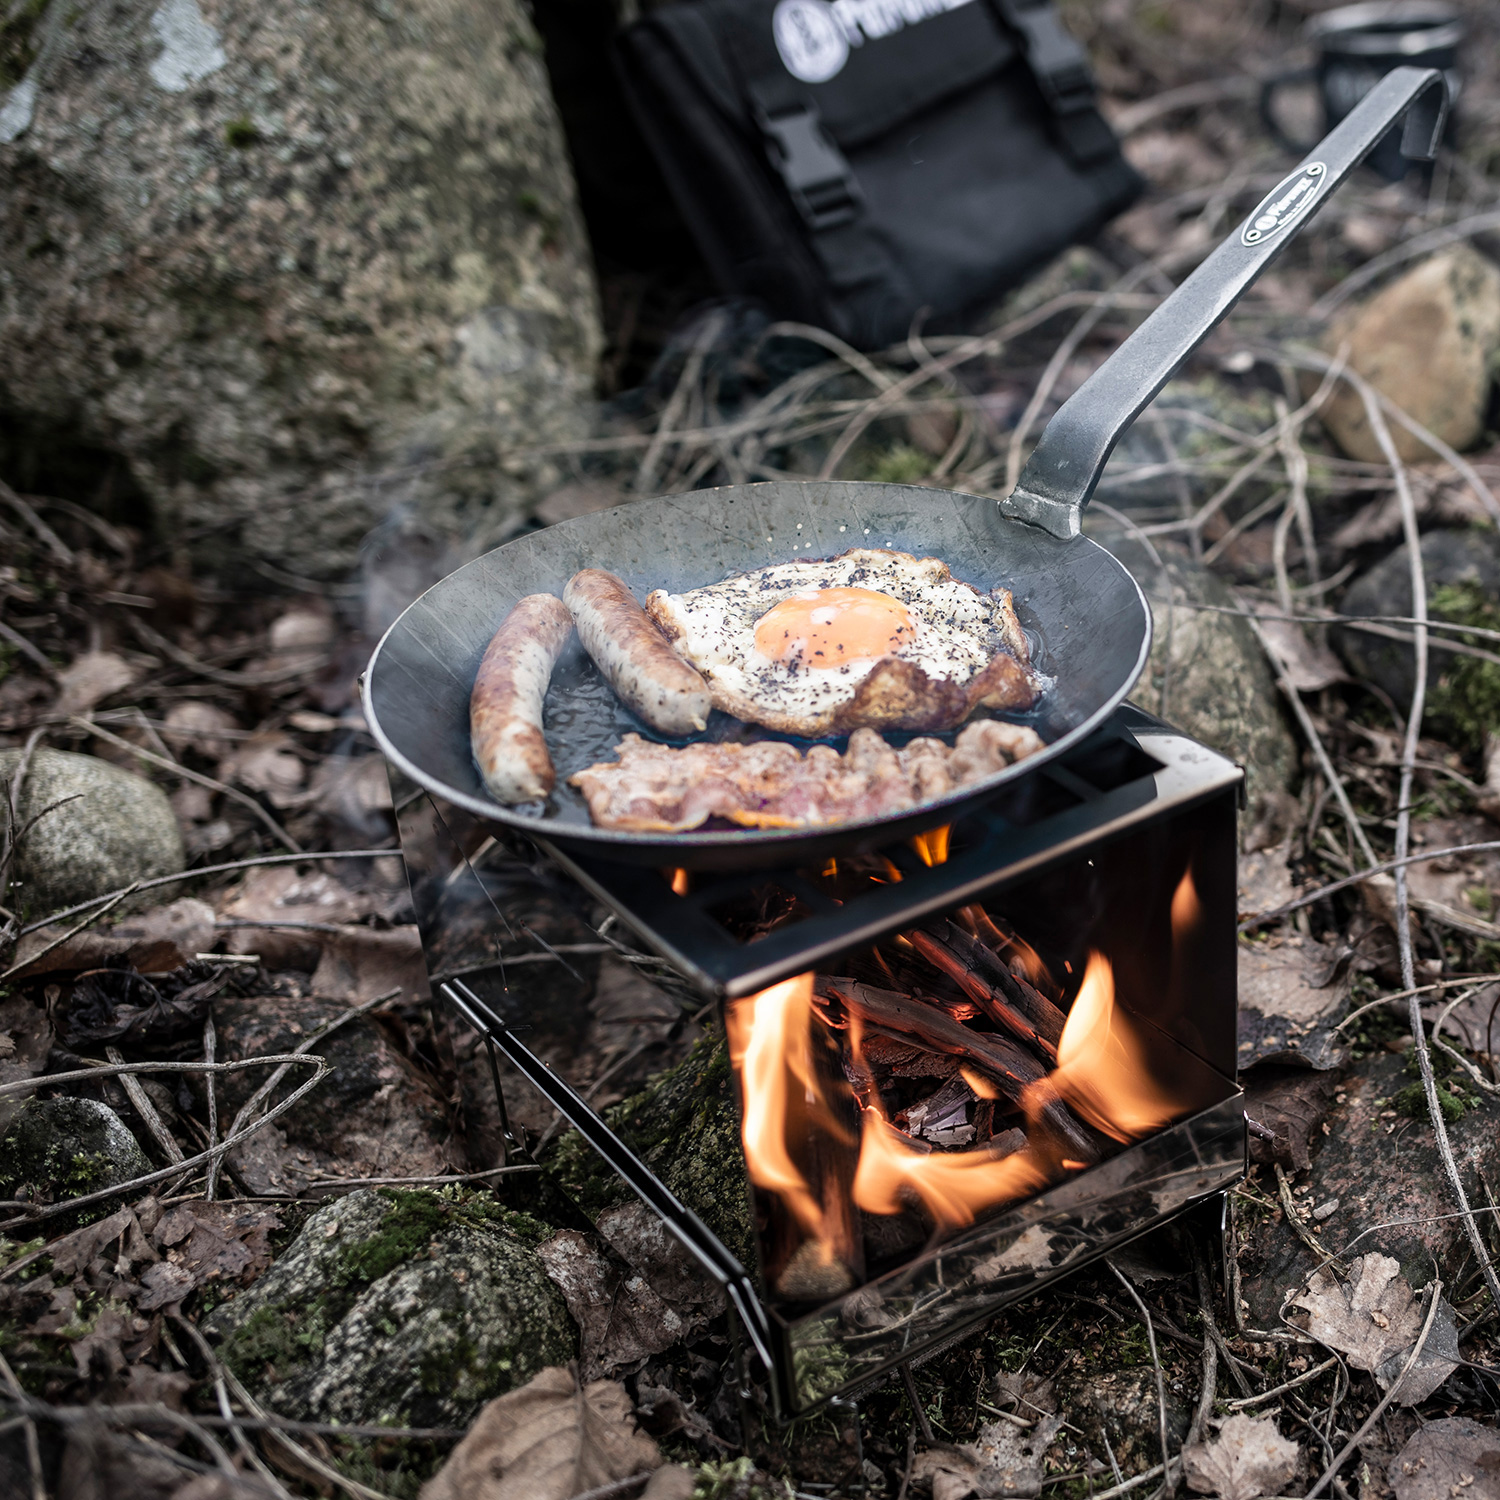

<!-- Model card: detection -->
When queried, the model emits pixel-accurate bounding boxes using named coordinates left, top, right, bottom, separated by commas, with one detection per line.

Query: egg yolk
left=753, top=587, right=916, bottom=665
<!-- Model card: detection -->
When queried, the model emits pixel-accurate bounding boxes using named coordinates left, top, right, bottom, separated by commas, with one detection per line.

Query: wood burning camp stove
left=387, top=703, right=1246, bottom=1419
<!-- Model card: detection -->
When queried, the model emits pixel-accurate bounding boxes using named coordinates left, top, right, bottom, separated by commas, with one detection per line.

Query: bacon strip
left=568, top=720, right=1044, bottom=833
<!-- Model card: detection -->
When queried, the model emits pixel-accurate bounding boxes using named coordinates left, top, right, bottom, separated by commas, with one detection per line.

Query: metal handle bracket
left=1000, top=65, right=1448, bottom=540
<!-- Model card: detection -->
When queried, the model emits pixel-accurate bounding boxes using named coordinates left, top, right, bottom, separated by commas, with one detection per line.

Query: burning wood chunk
left=812, top=976, right=1098, bottom=1164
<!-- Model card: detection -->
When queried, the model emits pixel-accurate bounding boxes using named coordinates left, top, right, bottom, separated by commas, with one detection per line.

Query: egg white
left=646, top=550, right=1026, bottom=732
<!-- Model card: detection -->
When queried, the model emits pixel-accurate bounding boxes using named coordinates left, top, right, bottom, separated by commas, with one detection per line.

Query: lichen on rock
left=0, top=0, right=601, bottom=571
left=0, top=1097, right=153, bottom=1225
left=547, top=1031, right=755, bottom=1275
left=206, top=1188, right=575, bottom=1428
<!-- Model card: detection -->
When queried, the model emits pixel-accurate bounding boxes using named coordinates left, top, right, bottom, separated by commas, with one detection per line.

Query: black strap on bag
left=614, top=0, right=1143, bottom=349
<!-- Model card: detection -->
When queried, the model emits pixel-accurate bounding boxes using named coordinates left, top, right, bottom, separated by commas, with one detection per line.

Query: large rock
left=0, top=0, right=600, bottom=570
left=207, top=1188, right=576, bottom=1427
left=0, top=1097, right=152, bottom=1219
left=1319, top=247, right=1500, bottom=464
left=0, top=748, right=183, bottom=919
left=1092, top=534, right=1299, bottom=846
left=1238, top=1049, right=1499, bottom=1329
left=1334, top=527, right=1500, bottom=739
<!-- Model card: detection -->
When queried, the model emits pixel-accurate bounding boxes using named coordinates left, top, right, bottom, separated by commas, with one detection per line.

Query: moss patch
left=224, top=116, right=263, bottom=149
left=1426, top=579, right=1500, bottom=754
left=548, top=1031, right=754, bottom=1270
left=863, top=444, right=931, bottom=485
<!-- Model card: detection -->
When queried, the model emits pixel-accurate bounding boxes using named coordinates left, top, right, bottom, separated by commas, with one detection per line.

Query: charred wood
left=813, top=977, right=1097, bottom=1163
left=907, top=925, right=1060, bottom=1063
left=947, top=913, right=1067, bottom=1046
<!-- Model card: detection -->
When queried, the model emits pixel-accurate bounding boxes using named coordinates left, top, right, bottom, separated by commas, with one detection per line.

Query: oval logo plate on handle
left=1241, top=161, right=1328, bottom=246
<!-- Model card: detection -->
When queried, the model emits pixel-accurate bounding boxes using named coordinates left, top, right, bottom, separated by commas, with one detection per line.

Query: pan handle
left=999, top=65, right=1448, bottom=540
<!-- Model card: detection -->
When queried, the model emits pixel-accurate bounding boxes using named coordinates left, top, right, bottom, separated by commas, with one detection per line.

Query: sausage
left=469, top=594, right=573, bottom=803
left=563, top=569, right=711, bottom=736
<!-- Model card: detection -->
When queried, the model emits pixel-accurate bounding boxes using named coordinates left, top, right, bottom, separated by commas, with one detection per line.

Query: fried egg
left=644, top=549, right=1044, bottom=737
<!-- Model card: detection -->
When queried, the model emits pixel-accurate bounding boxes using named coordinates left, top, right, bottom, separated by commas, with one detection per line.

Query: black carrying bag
left=614, top=0, right=1145, bottom=350
left=615, top=0, right=1140, bottom=348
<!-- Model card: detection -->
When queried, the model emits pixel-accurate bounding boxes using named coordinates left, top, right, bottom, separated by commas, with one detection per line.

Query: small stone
left=1319, top=246, right=1500, bottom=463
left=0, top=1098, right=152, bottom=1221
left=0, top=748, right=184, bottom=918
left=1311, top=1199, right=1339, bottom=1221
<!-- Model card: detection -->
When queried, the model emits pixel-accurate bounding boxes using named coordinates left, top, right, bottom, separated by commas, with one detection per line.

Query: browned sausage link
left=470, top=594, right=573, bottom=803
left=563, top=569, right=711, bottom=735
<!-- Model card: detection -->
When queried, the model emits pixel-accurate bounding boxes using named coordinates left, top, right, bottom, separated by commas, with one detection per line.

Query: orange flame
left=728, top=942, right=1191, bottom=1281
left=910, top=826, right=952, bottom=867
left=665, top=867, right=691, bottom=896
left=957, top=904, right=1053, bottom=990
left=1042, top=951, right=1181, bottom=1143
left=852, top=1109, right=1049, bottom=1229
left=724, top=975, right=850, bottom=1256
left=1171, top=867, right=1200, bottom=941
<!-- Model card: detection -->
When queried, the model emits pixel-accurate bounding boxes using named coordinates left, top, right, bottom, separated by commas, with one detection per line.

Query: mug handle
left=1260, top=66, right=1320, bottom=155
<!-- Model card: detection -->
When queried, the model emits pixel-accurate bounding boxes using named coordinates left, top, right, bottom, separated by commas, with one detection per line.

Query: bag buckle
left=996, top=0, right=1096, bottom=114
left=755, top=103, right=862, bottom=231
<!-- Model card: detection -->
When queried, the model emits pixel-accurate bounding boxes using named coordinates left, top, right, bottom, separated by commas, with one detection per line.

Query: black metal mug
left=1260, top=1, right=1461, bottom=180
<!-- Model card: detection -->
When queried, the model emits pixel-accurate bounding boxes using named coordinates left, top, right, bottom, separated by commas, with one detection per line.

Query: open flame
left=909, top=826, right=951, bottom=867
left=1043, top=951, right=1182, bottom=1143
left=665, top=867, right=691, bottom=896
left=730, top=938, right=1189, bottom=1270
left=724, top=974, right=854, bottom=1276
left=852, top=1107, right=1050, bottom=1228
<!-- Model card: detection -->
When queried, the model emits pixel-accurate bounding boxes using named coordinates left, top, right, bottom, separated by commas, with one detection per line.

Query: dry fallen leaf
left=309, top=923, right=428, bottom=1004
left=911, top=1414, right=1063, bottom=1500
left=136, top=1202, right=281, bottom=1310
left=1254, top=617, right=1347, bottom=693
left=162, top=701, right=240, bottom=760
left=1182, top=1414, right=1299, bottom=1500
left=1388, top=1416, right=1500, bottom=1500
left=220, top=733, right=306, bottom=807
left=48, top=1205, right=159, bottom=1279
left=535, top=1230, right=689, bottom=1380
left=1288, top=1254, right=1459, bottom=1405
left=418, top=1364, right=660, bottom=1500
left=11, top=897, right=217, bottom=978
left=53, top=650, right=139, bottom=716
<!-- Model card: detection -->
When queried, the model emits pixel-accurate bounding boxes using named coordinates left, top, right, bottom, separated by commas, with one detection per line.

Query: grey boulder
left=0, top=749, right=184, bottom=919
left=207, top=1189, right=577, bottom=1428
left=1334, top=527, right=1500, bottom=709
left=1093, top=532, right=1298, bottom=846
left=0, top=1097, right=152, bottom=1216
left=0, top=0, right=600, bottom=571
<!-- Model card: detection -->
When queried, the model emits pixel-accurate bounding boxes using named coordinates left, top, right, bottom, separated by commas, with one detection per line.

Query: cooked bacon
left=568, top=720, right=1045, bottom=833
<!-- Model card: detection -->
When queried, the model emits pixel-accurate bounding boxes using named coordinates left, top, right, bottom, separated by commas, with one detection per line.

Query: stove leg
left=484, top=1035, right=517, bottom=1167
left=898, top=1360, right=935, bottom=1446
left=727, top=1308, right=758, bottom=1454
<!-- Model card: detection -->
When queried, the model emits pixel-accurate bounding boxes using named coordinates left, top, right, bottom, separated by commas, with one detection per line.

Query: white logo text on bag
left=773, top=0, right=976, bottom=84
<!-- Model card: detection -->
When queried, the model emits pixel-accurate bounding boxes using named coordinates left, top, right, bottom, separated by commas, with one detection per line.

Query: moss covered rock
left=0, top=749, right=183, bottom=920
left=1335, top=528, right=1500, bottom=745
left=1089, top=533, right=1298, bottom=846
left=0, top=0, right=600, bottom=570
left=547, top=1032, right=754, bottom=1273
left=0, top=1097, right=152, bottom=1222
left=205, top=1188, right=574, bottom=1428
